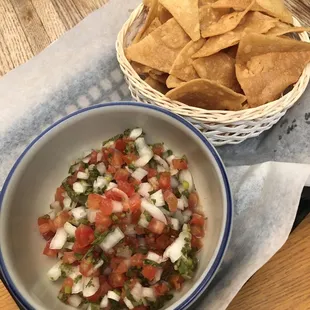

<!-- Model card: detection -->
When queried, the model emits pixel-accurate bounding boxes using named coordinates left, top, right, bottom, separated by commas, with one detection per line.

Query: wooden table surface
left=0, top=0, right=310, bottom=309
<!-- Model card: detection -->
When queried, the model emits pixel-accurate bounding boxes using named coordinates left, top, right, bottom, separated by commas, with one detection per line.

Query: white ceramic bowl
left=0, top=102, right=232, bottom=310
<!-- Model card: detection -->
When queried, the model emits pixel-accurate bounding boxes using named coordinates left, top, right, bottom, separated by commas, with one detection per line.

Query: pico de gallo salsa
left=38, top=128, right=206, bottom=310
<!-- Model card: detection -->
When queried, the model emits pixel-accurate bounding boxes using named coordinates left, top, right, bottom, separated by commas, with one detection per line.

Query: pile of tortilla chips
left=125, top=0, right=310, bottom=110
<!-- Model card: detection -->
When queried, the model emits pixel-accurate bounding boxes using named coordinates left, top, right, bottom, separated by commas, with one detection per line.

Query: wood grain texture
left=228, top=214, right=310, bottom=310
left=0, top=0, right=310, bottom=310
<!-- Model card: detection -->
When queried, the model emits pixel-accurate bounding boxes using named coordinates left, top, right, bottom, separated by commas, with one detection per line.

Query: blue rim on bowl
left=0, top=102, right=233, bottom=310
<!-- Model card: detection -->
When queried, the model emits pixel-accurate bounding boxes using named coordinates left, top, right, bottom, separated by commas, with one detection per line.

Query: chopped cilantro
left=89, top=303, right=100, bottom=310
left=74, top=253, right=83, bottom=260
left=88, top=167, right=100, bottom=183
left=182, top=190, right=190, bottom=199
left=151, top=199, right=156, bottom=204
left=102, top=133, right=122, bottom=146
left=74, top=275, right=82, bottom=284
left=128, top=163, right=136, bottom=170
left=144, top=211, right=152, bottom=222
left=123, top=128, right=131, bottom=136
left=62, top=181, right=88, bottom=205
left=134, top=184, right=140, bottom=192
left=86, top=278, right=95, bottom=288
left=111, top=214, right=118, bottom=222
left=144, top=259, right=162, bottom=267
left=149, top=294, right=173, bottom=310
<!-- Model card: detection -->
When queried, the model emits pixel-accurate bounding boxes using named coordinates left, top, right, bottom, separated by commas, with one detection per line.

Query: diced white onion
left=64, top=222, right=77, bottom=237
left=138, top=183, right=153, bottom=198
left=166, top=155, right=175, bottom=165
left=150, top=190, right=165, bottom=207
left=48, top=210, right=56, bottom=220
left=103, top=140, right=115, bottom=148
left=94, top=176, right=108, bottom=190
left=166, top=155, right=178, bottom=175
left=73, top=182, right=85, bottom=194
left=68, top=295, right=82, bottom=308
left=82, top=156, right=91, bottom=164
left=77, top=171, right=89, bottom=180
left=132, top=167, right=148, bottom=181
left=154, top=155, right=169, bottom=169
left=177, top=199, right=185, bottom=210
left=112, top=201, right=123, bottom=213
left=107, top=291, right=120, bottom=301
left=47, top=261, right=62, bottom=281
left=83, top=277, right=100, bottom=297
left=171, top=218, right=180, bottom=231
left=112, top=188, right=128, bottom=200
left=129, top=128, right=143, bottom=139
left=142, top=287, right=155, bottom=300
left=171, top=177, right=179, bottom=189
left=124, top=297, right=134, bottom=309
left=181, top=195, right=189, bottom=209
left=163, top=225, right=191, bottom=263
left=87, top=209, right=99, bottom=223
left=125, top=166, right=134, bottom=174
left=94, top=259, right=104, bottom=270
left=154, top=268, right=163, bottom=283
left=135, top=137, right=153, bottom=167
left=106, top=182, right=118, bottom=190
left=147, top=252, right=162, bottom=264
left=131, top=282, right=143, bottom=301
left=157, top=165, right=166, bottom=173
left=141, top=199, right=167, bottom=225
left=50, top=201, right=62, bottom=213
left=72, top=207, right=87, bottom=220
left=65, top=242, right=74, bottom=250
left=125, top=225, right=136, bottom=236
left=97, top=162, right=106, bottom=175
left=173, top=210, right=185, bottom=226
left=183, top=209, right=192, bottom=223
left=100, top=295, right=109, bottom=308
left=63, top=197, right=72, bottom=211
left=179, top=170, right=194, bottom=192
left=138, top=213, right=150, bottom=228
left=97, top=152, right=103, bottom=162
left=100, top=227, right=125, bottom=251
left=50, top=228, right=67, bottom=250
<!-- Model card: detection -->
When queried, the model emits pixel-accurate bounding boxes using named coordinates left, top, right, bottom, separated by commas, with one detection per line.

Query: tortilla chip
left=157, top=3, right=173, bottom=23
left=193, top=11, right=277, bottom=57
left=166, top=79, right=246, bottom=110
left=266, top=21, right=310, bottom=37
left=131, top=62, right=153, bottom=75
left=170, top=39, right=205, bottom=81
left=143, top=0, right=152, bottom=7
left=126, top=18, right=190, bottom=73
left=166, top=75, right=186, bottom=88
left=145, top=76, right=169, bottom=94
left=134, top=0, right=159, bottom=43
left=236, top=33, right=310, bottom=64
left=211, top=0, right=293, bottom=24
left=236, top=51, right=310, bottom=107
left=159, top=0, right=200, bottom=41
left=199, top=5, right=230, bottom=36
left=149, top=70, right=169, bottom=84
left=199, top=0, right=217, bottom=5
left=225, top=45, right=239, bottom=58
left=201, top=0, right=254, bottom=37
left=192, top=52, right=240, bottom=91
left=141, top=18, right=162, bottom=40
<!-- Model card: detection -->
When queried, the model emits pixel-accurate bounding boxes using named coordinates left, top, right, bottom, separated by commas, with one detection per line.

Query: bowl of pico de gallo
left=0, top=102, right=232, bottom=310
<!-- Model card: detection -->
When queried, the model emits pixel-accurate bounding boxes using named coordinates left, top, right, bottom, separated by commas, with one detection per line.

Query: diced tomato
left=95, top=211, right=112, bottom=230
left=190, top=225, right=205, bottom=238
left=135, top=225, right=145, bottom=235
left=128, top=193, right=141, bottom=212
left=105, top=190, right=123, bottom=202
left=62, top=277, right=74, bottom=293
left=43, top=241, right=59, bottom=257
left=190, top=213, right=205, bottom=226
left=124, top=236, right=139, bottom=249
left=163, top=190, right=178, bottom=212
left=148, top=218, right=165, bottom=235
left=128, top=177, right=141, bottom=188
left=131, top=210, right=142, bottom=224
left=142, top=265, right=157, bottom=281
left=155, top=234, right=172, bottom=250
left=188, top=192, right=199, bottom=210
left=115, top=260, right=129, bottom=274
left=110, top=149, right=124, bottom=168
left=110, top=257, right=124, bottom=270
left=75, top=224, right=95, bottom=247
left=153, top=282, right=170, bottom=296
left=107, top=165, right=117, bottom=174
left=108, top=273, right=126, bottom=288
left=191, top=236, right=203, bottom=250
left=130, top=253, right=145, bottom=268
left=100, top=197, right=114, bottom=215
left=169, top=274, right=184, bottom=291
left=39, top=222, right=55, bottom=241
left=115, top=139, right=126, bottom=152
left=37, top=215, right=50, bottom=226
left=117, top=181, right=135, bottom=197
left=146, top=167, right=157, bottom=179
left=88, top=193, right=103, bottom=210
left=114, top=168, right=130, bottom=182
left=158, top=172, right=171, bottom=190
left=79, top=258, right=94, bottom=277
left=63, top=251, right=77, bottom=264
left=152, top=144, right=164, bottom=156
left=55, top=187, right=65, bottom=204
left=123, top=153, right=138, bottom=165
left=172, top=158, right=188, bottom=170
left=72, top=242, right=91, bottom=255
left=54, top=211, right=70, bottom=229
left=67, top=171, right=78, bottom=186
left=87, top=276, right=111, bottom=303
left=89, top=150, right=98, bottom=165
left=145, top=234, right=156, bottom=249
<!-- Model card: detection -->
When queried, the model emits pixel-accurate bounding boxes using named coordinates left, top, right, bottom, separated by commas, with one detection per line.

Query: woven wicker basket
left=116, top=4, right=310, bottom=146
